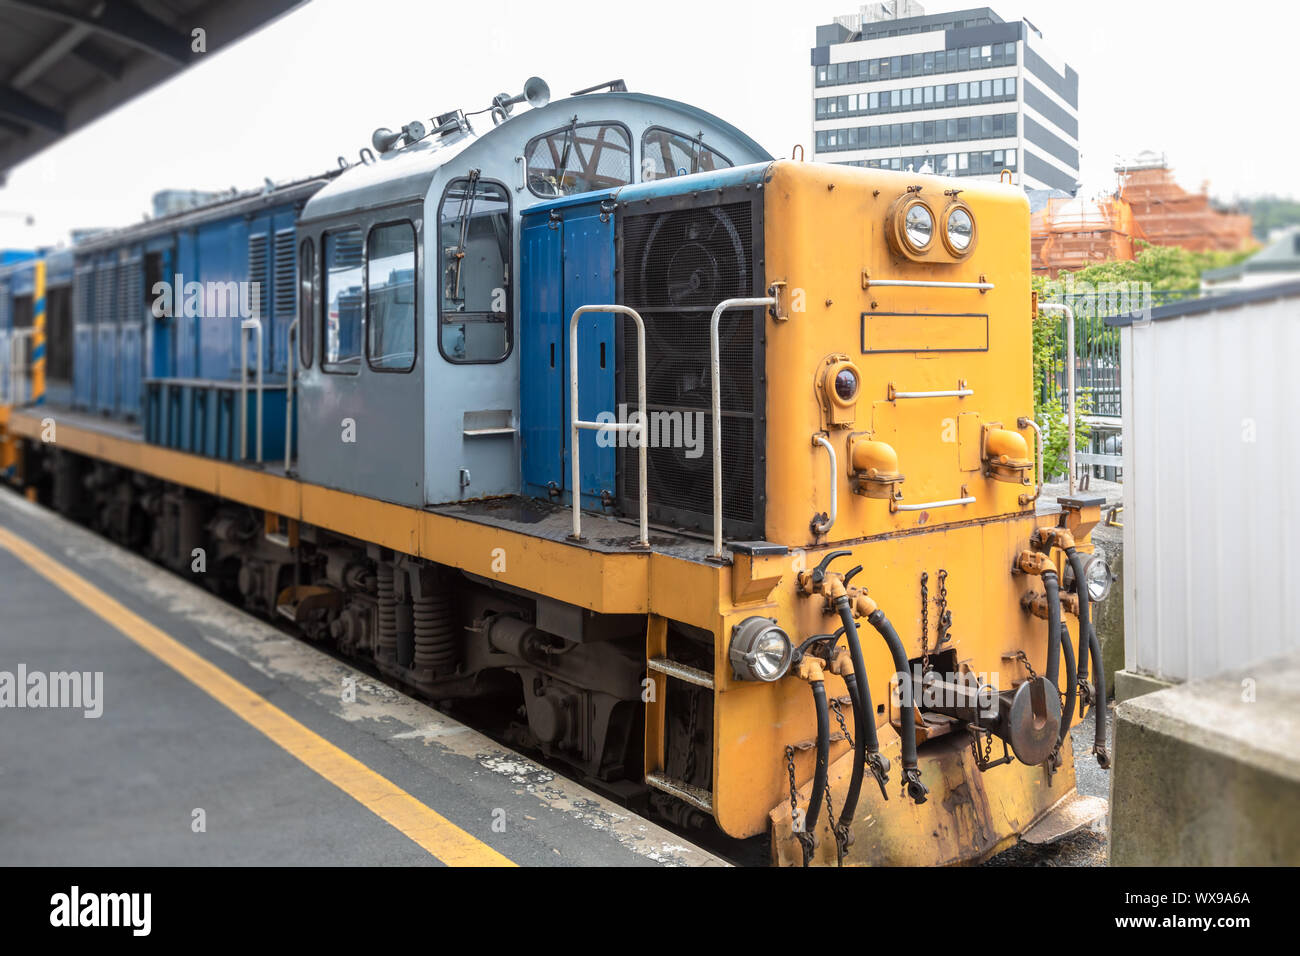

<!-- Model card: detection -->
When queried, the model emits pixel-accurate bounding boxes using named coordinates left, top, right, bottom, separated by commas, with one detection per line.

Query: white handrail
left=892, top=494, right=976, bottom=513
left=1037, top=302, right=1076, bottom=494
left=240, top=317, right=263, bottom=463
left=889, top=382, right=973, bottom=400
left=711, top=296, right=775, bottom=559
left=863, top=278, right=994, bottom=291
left=811, top=434, right=837, bottom=536
left=285, top=319, right=298, bottom=474
left=1017, top=415, right=1044, bottom=506
left=569, top=305, right=648, bottom=548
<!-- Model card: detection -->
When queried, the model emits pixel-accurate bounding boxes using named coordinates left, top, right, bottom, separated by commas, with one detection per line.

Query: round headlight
left=834, top=367, right=859, bottom=401
left=903, top=203, right=934, bottom=250
left=945, top=206, right=974, bottom=253
left=729, top=617, right=793, bottom=682
left=1083, top=552, right=1114, bottom=603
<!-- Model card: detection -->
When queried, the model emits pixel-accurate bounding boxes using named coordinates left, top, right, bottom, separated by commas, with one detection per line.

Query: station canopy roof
left=0, top=0, right=305, bottom=181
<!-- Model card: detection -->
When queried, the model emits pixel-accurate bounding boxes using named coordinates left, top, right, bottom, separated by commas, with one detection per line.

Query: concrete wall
left=1110, top=654, right=1300, bottom=865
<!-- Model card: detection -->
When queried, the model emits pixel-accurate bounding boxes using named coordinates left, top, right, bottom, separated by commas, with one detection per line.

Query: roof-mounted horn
left=490, top=77, right=550, bottom=126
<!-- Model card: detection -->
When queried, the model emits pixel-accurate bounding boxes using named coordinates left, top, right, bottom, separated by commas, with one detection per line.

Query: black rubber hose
left=1066, top=548, right=1109, bottom=767
left=836, top=666, right=866, bottom=833
left=1069, top=550, right=1092, bottom=684
left=803, top=678, right=831, bottom=858
left=1043, top=569, right=1062, bottom=691
left=866, top=608, right=928, bottom=803
left=1087, top=626, right=1110, bottom=767
left=1057, top=620, right=1077, bottom=750
left=833, top=598, right=881, bottom=831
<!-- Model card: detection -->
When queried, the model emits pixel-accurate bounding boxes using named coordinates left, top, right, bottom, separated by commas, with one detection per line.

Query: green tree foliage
left=1027, top=286, right=1089, bottom=481
left=1026, top=242, right=1253, bottom=479
left=1230, top=195, right=1300, bottom=242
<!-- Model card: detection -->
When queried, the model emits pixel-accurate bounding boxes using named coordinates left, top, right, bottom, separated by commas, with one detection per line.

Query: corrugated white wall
left=1122, top=292, right=1300, bottom=682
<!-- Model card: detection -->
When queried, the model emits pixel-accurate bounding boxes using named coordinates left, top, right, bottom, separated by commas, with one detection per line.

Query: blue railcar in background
left=0, top=247, right=74, bottom=407
left=53, top=177, right=327, bottom=460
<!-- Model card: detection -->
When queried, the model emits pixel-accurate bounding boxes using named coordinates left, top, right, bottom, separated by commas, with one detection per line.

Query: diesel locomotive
left=0, top=77, right=1112, bottom=866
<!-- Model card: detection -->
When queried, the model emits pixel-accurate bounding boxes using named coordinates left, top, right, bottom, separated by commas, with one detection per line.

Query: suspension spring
left=376, top=563, right=397, bottom=652
left=412, top=591, right=457, bottom=672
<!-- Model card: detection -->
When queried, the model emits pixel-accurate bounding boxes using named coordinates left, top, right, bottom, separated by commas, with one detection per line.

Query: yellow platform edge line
left=0, top=523, right=516, bottom=868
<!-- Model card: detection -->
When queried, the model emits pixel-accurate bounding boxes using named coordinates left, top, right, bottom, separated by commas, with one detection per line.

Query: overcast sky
left=2, top=0, right=1295, bottom=248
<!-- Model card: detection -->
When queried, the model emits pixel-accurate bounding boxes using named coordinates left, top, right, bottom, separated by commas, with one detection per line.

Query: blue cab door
left=519, top=199, right=617, bottom=510
left=520, top=214, right=565, bottom=500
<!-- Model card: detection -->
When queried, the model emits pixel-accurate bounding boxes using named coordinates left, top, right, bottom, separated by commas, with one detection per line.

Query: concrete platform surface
left=0, top=488, right=724, bottom=867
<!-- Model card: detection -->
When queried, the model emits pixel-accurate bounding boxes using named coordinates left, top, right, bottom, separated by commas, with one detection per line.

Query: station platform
left=0, top=487, right=724, bottom=867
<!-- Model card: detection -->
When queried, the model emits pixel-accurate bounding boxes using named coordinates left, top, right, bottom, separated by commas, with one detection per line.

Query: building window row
left=835, top=148, right=1018, bottom=177
left=815, top=112, right=1018, bottom=153
left=815, top=41, right=1017, bottom=88
left=816, top=76, right=1016, bottom=118
left=859, top=15, right=996, bottom=40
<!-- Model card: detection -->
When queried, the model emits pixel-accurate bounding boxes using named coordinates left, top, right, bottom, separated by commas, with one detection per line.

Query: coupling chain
left=831, top=697, right=853, bottom=748
left=785, top=745, right=814, bottom=865
left=936, top=568, right=952, bottom=649
left=920, top=572, right=930, bottom=673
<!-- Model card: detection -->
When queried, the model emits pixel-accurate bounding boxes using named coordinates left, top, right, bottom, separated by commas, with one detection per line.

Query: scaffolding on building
left=1031, top=151, right=1253, bottom=275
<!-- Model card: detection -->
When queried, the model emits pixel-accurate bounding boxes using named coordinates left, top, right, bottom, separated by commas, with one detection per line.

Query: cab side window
left=322, top=228, right=363, bottom=374
left=641, top=127, right=733, bottom=181
left=298, top=238, right=314, bottom=368
left=438, top=175, right=511, bottom=364
left=366, top=221, right=416, bottom=372
left=524, top=122, right=632, bottom=197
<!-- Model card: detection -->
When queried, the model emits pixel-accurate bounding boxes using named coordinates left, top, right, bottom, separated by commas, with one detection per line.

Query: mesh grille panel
left=617, top=198, right=762, bottom=536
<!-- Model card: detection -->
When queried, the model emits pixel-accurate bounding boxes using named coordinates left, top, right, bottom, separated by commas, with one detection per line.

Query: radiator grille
left=248, top=233, right=270, bottom=320
left=273, top=228, right=296, bottom=319
left=617, top=195, right=764, bottom=538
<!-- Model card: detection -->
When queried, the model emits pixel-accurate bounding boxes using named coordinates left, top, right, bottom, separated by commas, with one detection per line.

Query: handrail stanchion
left=811, top=434, right=837, bottom=536
left=240, top=317, right=264, bottom=463
left=1037, top=302, right=1076, bottom=494
left=710, top=296, right=775, bottom=559
left=569, top=305, right=648, bottom=548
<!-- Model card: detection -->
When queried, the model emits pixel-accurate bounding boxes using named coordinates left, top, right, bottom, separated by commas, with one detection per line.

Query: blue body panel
left=519, top=214, right=564, bottom=499
left=174, top=230, right=199, bottom=379
left=196, top=217, right=247, bottom=380
left=519, top=193, right=618, bottom=509
left=119, top=322, right=143, bottom=418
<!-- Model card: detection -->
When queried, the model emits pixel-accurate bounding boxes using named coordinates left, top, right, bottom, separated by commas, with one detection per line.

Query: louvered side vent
left=126, top=259, right=142, bottom=323
left=616, top=191, right=766, bottom=540
left=111, top=263, right=122, bottom=325
left=95, top=265, right=113, bottom=326
left=74, top=267, right=93, bottom=324
left=248, top=233, right=270, bottom=321
left=273, top=228, right=296, bottom=321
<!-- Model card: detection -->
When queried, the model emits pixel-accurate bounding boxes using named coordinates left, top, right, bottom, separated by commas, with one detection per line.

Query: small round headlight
left=834, top=367, right=859, bottom=401
left=729, top=617, right=793, bottom=682
left=1083, top=552, right=1114, bottom=603
left=903, top=203, right=934, bottom=250
left=945, top=206, right=974, bottom=253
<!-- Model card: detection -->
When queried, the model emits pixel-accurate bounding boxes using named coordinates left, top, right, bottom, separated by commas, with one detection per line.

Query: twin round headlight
left=896, top=198, right=977, bottom=257
left=729, top=617, right=793, bottom=682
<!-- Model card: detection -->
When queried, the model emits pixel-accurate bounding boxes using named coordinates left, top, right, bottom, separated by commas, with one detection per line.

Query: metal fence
left=1041, top=288, right=1201, bottom=418
left=1039, top=288, right=1202, bottom=484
